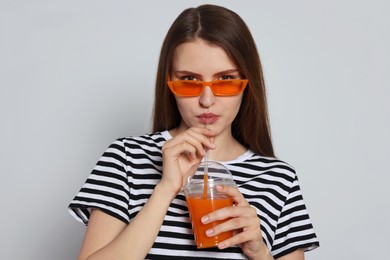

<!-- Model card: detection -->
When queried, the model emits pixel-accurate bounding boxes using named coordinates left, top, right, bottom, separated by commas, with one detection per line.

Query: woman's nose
left=199, top=86, right=216, bottom=107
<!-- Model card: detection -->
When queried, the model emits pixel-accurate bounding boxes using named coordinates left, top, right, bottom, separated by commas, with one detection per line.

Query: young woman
left=69, top=4, right=319, bottom=260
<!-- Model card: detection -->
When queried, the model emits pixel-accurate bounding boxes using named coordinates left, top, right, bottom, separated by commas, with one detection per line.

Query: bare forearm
left=85, top=184, right=175, bottom=260
left=250, top=251, right=274, bottom=260
left=246, top=243, right=274, bottom=260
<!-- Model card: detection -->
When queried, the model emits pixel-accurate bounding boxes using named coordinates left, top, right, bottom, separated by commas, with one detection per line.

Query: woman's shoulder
left=249, top=153, right=295, bottom=172
left=226, top=151, right=297, bottom=184
left=117, top=131, right=168, bottom=142
left=99, top=132, right=168, bottom=161
left=113, top=131, right=169, bottom=148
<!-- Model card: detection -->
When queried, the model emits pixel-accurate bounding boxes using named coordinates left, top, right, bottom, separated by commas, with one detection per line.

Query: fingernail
left=218, top=242, right=226, bottom=249
left=201, top=215, right=209, bottom=224
left=206, top=229, right=214, bottom=236
left=216, top=185, right=223, bottom=191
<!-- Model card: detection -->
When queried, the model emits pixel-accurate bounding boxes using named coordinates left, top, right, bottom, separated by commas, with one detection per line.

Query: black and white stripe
left=69, top=131, right=319, bottom=259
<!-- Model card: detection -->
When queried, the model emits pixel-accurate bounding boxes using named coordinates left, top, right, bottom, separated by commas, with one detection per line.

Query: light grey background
left=1, top=0, right=389, bottom=259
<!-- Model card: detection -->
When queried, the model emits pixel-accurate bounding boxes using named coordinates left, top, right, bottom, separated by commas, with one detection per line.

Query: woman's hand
left=201, top=185, right=272, bottom=260
left=160, top=127, right=216, bottom=197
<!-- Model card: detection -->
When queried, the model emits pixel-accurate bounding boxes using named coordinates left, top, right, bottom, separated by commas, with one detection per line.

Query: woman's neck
left=208, top=135, right=247, bottom=162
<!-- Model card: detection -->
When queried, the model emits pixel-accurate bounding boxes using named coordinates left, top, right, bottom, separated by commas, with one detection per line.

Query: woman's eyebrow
left=173, top=69, right=239, bottom=79
left=173, top=70, right=202, bottom=78
left=213, top=69, right=239, bottom=78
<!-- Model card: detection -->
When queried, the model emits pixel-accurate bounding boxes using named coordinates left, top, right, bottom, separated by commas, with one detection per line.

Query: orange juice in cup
left=183, top=161, right=236, bottom=249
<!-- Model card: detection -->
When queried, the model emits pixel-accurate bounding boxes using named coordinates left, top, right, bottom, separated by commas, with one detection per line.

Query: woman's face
left=171, top=38, right=244, bottom=138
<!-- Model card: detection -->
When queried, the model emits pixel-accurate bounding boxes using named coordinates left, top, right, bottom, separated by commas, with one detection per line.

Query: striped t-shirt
left=68, top=131, right=319, bottom=259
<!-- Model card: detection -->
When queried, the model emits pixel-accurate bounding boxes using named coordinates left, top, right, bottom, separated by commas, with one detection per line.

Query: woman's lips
left=197, top=113, right=219, bottom=124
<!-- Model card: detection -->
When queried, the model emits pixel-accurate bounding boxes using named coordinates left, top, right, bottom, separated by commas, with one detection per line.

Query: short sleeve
left=271, top=175, right=319, bottom=258
left=68, top=138, right=130, bottom=225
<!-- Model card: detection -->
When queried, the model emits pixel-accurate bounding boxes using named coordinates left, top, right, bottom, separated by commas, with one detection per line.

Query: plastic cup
left=183, top=161, right=236, bottom=249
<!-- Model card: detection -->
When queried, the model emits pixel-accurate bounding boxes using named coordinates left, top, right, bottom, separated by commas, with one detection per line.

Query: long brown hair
left=152, top=4, right=274, bottom=157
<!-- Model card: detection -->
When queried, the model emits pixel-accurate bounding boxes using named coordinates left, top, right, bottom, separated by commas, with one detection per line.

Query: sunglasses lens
left=212, top=80, right=245, bottom=95
left=171, top=81, right=203, bottom=96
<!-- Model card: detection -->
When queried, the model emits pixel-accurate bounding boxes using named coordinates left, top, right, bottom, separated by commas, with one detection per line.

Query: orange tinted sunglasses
left=167, top=76, right=248, bottom=97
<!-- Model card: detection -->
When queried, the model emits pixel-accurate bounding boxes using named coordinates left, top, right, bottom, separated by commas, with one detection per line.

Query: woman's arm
left=79, top=183, right=176, bottom=260
left=277, top=248, right=304, bottom=260
left=78, top=127, right=216, bottom=259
